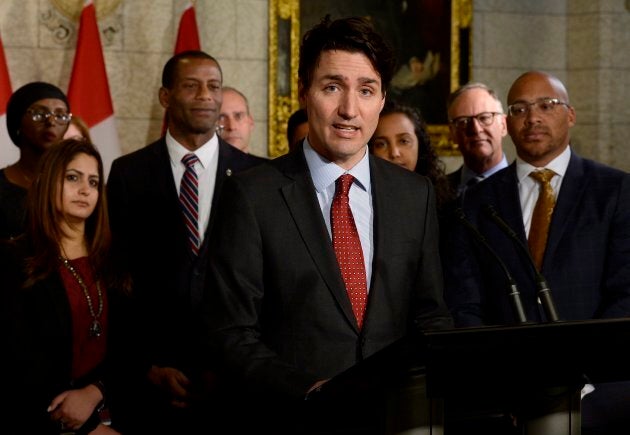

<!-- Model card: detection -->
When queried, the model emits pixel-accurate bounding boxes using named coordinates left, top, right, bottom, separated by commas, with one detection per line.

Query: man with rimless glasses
left=443, top=71, right=630, bottom=432
left=446, top=82, right=509, bottom=197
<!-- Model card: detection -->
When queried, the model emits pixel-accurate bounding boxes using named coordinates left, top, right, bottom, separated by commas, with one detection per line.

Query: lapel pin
left=226, top=169, right=233, bottom=176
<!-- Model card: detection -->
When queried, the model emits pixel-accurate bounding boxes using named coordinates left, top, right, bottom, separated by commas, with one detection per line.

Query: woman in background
left=64, top=114, right=92, bottom=142
left=0, top=82, right=71, bottom=240
left=2, top=139, right=131, bottom=434
left=370, top=100, right=454, bottom=210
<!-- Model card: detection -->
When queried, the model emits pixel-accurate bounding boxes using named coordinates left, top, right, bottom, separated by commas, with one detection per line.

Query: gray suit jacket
left=204, top=148, right=453, bottom=399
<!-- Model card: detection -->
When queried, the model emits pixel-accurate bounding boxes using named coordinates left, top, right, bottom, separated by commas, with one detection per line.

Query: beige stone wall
left=0, top=0, right=270, bottom=159
left=471, top=0, right=630, bottom=171
left=2, top=1, right=630, bottom=169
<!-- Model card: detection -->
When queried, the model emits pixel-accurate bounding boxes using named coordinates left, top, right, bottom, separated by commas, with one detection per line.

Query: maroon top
left=58, top=257, right=109, bottom=380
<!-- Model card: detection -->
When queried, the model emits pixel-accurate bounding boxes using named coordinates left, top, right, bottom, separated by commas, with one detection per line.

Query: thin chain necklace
left=59, top=256, right=104, bottom=338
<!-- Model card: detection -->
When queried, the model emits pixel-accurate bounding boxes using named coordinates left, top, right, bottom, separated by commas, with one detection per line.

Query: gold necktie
left=528, top=169, right=556, bottom=270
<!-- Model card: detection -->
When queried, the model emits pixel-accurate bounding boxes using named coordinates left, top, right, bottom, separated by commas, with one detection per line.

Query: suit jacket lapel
left=211, top=139, right=233, bottom=221
left=279, top=152, right=359, bottom=330
left=487, top=164, right=528, bottom=244
left=365, top=157, right=393, bottom=330
left=544, top=153, right=586, bottom=268
left=153, top=139, right=194, bottom=259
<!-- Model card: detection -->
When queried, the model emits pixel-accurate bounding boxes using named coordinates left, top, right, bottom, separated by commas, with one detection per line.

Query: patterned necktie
left=528, top=169, right=556, bottom=270
left=180, top=153, right=200, bottom=256
left=331, top=174, right=368, bottom=329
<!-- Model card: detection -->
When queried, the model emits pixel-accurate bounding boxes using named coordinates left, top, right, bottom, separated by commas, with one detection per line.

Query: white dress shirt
left=166, top=131, right=219, bottom=243
left=516, top=146, right=571, bottom=237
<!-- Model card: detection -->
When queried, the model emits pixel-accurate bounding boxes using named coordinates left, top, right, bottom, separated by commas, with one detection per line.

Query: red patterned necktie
left=180, top=153, right=200, bottom=256
left=331, top=174, right=368, bottom=329
left=528, top=169, right=556, bottom=270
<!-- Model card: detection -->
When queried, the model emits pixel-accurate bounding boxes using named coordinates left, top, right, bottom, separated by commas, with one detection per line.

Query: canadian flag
left=68, top=0, right=121, bottom=177
left=175, top=1, right=201, bottom=53
left=162, top=1, right=201, bottom=134
left=0, top=33, right=15, bottom=168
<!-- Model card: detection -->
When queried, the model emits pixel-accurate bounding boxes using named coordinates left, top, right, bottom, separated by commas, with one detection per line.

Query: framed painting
left=268, top=0, right=472, bottom=157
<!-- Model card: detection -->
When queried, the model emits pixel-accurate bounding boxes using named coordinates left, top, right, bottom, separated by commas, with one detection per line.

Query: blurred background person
left=218, top=86, right=255, bottom=154
left=286, top=107, right=308, bottom=153
left=0, top=82, right=70, bottom=240
left=64, top=114, right=92, bottom=142
left=2, top=139, right=130, bottom=434
left=370, top=100, right=454, bottom=210
left=446, top=82, right=508, bottom=197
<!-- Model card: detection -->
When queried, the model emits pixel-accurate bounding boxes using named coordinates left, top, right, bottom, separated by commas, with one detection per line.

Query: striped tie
left=180, top=153, right=200, bottom=255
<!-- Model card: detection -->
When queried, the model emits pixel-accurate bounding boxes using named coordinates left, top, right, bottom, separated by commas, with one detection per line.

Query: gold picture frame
left=268, top=0, right=472, bottom=157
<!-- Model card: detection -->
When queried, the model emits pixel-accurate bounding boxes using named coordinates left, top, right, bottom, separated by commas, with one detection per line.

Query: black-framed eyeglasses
left=507, top=98, right=570, bottom=117
left=27, top=109, right=73, bottom=125
left=449, top=112, right=502, bottom=130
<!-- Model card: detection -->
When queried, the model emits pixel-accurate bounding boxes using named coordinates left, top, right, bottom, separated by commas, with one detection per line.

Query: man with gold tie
left=442, top=71, right=630, bottom=433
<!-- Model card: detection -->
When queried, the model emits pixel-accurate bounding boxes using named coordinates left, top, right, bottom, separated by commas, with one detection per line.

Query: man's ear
left=158, top=87, right=169, bottom=109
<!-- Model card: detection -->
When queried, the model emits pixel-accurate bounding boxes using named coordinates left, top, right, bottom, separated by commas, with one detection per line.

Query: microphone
left=455, top=208, right=528, bottom=324
left=483, top=204, right=561, bottom=322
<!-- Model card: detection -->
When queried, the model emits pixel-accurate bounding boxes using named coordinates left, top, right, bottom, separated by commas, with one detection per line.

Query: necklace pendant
left=90, top=320, right=102, bottom=338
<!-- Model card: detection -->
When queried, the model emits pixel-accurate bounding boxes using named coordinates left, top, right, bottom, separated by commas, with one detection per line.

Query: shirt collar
left=165, top=130, right=218, bottom=168
left=461, top=154, right=509, bottom=185
left=516, top=145, right=571, bottom=183
left=303, top=138, right=371, bottom=194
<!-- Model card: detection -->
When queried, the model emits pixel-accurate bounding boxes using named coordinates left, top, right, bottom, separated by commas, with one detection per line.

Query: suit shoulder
left=371, top=155, right=428, bottom=184
left=581, top=156, right=628, bottom=179
left=219, top=141, right=268, bottom=171
left=111, top=139, right=163, bottom=168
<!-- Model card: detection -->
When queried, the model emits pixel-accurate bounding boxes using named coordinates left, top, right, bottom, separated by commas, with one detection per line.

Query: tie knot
left=466, top=175, right=484, bottom=187
left=182, top=153, right=199, bottom=168
left=529, top=168, right=555, bottom=185
left=336, top=174, right=355, bottom=197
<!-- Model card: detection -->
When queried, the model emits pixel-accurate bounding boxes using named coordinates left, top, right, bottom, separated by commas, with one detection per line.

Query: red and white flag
left=175, top=1, right=201, bottom=53
left=68, top=0, right=121, bottom=177
left=162, top=1, right=201, bottom=135
left=0, top=33, right=15, bottom=168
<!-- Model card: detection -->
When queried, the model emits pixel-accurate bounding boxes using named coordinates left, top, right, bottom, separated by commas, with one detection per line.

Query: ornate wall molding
left=42, top=0, right=123, bottom=48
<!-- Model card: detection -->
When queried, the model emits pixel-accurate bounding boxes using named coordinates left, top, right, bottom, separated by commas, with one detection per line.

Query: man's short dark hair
left=298, top=16, right=395, bottom=96
left=287, top=108, right=308, bottom=147
left=161, top=50, right=222, bottom=88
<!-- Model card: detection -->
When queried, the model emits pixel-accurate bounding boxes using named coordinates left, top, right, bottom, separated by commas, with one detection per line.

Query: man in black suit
left=204, top=16, right=453, bottom=434
left=443, top=71, right=630, bottom=432
left=446, top=82, right=509, bottom=197
left=106, top=50, right=264, bottom=434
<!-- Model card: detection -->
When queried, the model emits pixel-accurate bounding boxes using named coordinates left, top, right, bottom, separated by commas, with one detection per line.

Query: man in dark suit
left=204, top=16, right=453, bottom=434
left=443, top=71, right=630, bottom=433
left=106, top=50, right=264, bottom=434
left=446, top=82, right=509, bottom=197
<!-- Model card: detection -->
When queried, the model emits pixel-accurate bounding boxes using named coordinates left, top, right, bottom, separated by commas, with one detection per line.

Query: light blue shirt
left=460, top=154, right=509, bottom=188
left=303, top=139, right=374, bottom=289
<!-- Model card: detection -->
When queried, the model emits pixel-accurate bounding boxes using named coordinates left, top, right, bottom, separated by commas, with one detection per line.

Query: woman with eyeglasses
left=0, top=82, right=72, bottom=240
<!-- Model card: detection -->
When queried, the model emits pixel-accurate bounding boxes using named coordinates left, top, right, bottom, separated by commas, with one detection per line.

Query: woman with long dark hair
left=370, top=100, right=454, bottom=209
left=2, top=138, right=130, bottom=434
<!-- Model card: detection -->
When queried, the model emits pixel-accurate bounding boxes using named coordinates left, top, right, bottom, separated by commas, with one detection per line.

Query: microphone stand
left=483, top=204, right=561, bottom=322
left=455, top=208, right=528, bottom=324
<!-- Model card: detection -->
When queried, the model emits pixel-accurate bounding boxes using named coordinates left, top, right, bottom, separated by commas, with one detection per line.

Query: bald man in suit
left=443, top=71, right=630, bottom=433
